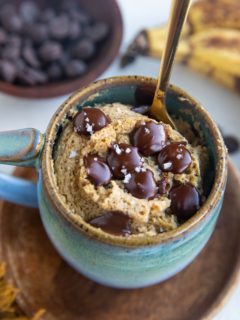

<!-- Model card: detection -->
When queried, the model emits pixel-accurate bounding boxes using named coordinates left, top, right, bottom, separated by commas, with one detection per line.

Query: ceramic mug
left=0, top=76, right=227, bottom=288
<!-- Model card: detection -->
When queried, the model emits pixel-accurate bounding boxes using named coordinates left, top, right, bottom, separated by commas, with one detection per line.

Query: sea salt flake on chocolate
left=125, top=147, right=131, bottom=154
left=144, top=128, right=150, bottom=134
left=69, top=150, right=77, bottom=158
left=135, top=166, right=146, bottom=173
left=163, top=162, right=172, bottom=170
left=123, top=173, right=132, bottom=184
left=113, top=144, right=122, bottom=155
left=176, top=154, right=184, bottom=160
left=85, top=117, right=90, bottom=122
left=86, top=123, right=94, bottom=134
left=121, top=168, right=128, bottom=176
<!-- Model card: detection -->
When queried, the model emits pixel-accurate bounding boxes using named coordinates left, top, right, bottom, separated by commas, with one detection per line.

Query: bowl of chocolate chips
left=0, top=0, right=123, bottom=98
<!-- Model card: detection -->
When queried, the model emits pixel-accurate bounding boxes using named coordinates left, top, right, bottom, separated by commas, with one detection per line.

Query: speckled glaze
left=0, top=76, right=227, bottom=288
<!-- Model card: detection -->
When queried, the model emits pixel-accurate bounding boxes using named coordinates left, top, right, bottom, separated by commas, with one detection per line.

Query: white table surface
left=0, top=0, right=239, bottom=318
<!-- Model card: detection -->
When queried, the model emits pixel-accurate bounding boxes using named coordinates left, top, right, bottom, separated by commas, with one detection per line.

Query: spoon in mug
left=150, top=0, right=192, bottom=129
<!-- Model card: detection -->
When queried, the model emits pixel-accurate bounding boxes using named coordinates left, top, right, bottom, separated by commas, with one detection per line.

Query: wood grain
left=0, top=162, right=240, bottom=320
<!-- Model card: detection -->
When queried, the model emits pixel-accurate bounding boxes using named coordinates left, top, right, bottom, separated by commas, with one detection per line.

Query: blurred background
left=0, top=0, right=239, bottom=319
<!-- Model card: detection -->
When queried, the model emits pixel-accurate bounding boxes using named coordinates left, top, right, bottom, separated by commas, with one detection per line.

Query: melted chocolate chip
left=125, top=169, right=158, bottom=200
left=73, top=108, right=110, bottom=136
left=169, top=184, right=200, bottom=220
left=131, top=121, right=166, bottom=156
left=158, top=177, right=168, bottom=195
left=88, top=211, right=132, bottom=236
left=157, top=142, right=192, bottom=174
left=107, top=143, right=142, bottom=179
left=84, top=154, right=112, bottom=186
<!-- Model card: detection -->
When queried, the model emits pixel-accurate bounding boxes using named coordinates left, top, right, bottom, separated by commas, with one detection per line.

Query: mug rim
left=41, top=76, right=228, bottom=247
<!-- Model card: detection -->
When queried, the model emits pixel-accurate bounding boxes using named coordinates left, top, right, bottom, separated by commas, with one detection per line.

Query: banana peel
left=188, top=0, right=240, bottom=32
left=120, top=0, right=240, bottom=93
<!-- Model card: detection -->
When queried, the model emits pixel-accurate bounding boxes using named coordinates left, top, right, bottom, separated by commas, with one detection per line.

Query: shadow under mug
left=0, top=76, right=227, bottom=288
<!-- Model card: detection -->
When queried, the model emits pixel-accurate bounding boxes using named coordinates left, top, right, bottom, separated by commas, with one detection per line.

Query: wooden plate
left=0, top=161, right=240, bottom=320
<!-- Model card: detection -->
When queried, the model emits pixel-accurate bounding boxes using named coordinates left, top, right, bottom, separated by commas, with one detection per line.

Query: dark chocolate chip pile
left=0, top=1, right=109, bottom=86
left=73, top=107, right=202, bottom=234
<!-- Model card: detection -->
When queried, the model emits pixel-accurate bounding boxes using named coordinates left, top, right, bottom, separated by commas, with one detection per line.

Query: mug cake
left=54, top=103, right=207, bottom=237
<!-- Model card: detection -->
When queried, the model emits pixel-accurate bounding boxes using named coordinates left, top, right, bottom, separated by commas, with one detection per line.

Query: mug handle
left=0, top=129, right=45, bottom=208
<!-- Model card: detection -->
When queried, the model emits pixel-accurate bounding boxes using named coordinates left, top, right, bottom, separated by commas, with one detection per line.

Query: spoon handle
left=156, top=0, right=192, bottom=93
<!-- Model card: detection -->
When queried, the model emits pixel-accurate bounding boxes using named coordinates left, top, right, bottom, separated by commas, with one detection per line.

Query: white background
left=0, top=0, right=239, bottom=318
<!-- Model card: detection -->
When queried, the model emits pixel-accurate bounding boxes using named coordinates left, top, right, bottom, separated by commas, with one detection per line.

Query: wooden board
left=0, top=162, right=240, bottom=320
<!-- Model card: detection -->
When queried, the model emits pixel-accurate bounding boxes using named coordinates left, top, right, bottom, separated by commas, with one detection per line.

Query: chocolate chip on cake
left=157, top=142, right=192, bottom=174
left=84, top=154, right=112, bottom=186
left=73, top=108, right=110, bottom=136
left=169, top=184, right=200, bottom=220
left=107, top=143, right=143, bottom=179
left=131, top=121, right=166, bottom=156
left=88, top=211, right=132, bottom=236
left=124, top=169, right=158, bottom=200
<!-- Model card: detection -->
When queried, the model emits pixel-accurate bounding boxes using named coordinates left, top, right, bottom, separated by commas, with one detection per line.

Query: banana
left=186, top=55, right=240, bottom=92
left=188, top=0, right=240, bottom=32
left=144, top=26, right=190, bottom=61
left=120, top=0, right=240, bottom=93
left=189, top=29, right=240, bottom=76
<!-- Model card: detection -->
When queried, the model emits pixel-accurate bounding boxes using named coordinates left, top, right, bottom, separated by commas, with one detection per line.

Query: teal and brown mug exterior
left=0, top=76, right=227, bottom=288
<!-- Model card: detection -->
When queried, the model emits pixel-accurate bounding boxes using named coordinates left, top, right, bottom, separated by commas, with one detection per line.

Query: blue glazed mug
left=0, top=76, right=227, bottom=288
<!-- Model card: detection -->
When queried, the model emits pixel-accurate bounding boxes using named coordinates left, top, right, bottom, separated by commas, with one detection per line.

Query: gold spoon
left=150, top=0, right=192, bottom=129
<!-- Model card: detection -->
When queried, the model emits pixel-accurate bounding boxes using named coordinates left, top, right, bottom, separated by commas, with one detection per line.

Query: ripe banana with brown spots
left=121, top=0, right=240, bottom=93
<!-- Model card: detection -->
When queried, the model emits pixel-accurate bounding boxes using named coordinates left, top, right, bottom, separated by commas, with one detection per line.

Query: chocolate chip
left=88, top=211, right=132, bottom=236
left=39, top=41, right=63, bottom=62
left=26, top=23, right=48, bottom=44
left=68, top=21, right=82, bottom=39
left=18, top=67, right=47, bottom=86
left=84, top=154, right=112, bottom=186
left=72, top=38, right=95, bottom=60
left=1, top=45, right=20, bottom=60
left=0, top=60, right=17, bottom=83
left=0, top=4, right=16, bottom=17
left=157, top=142, right=192, bottom=174
left=22, top=46, right=40, bottom=68
left=131, top=121, right=166, bottom=156
left=125, top=169, right=158, bottom=200
left=7, top=35, right=22, bottom=47
left=131, top=105, right=150, bottom=115
left=84, top=22, right=109, bottom=42
left=1, top=14, right=23, bottom=33
left=64, top=60, right=87, bottom=78
left=223, top=135, right=239, bottom=154
left=47, top=63, right=63, bottom=81
left=73, top=107, right=110, bottom=136
left=0, top=29, right=7, bottom=45
left=49, top=15, right=70, bottom=40
left=68, top=11, right=90, bottom=25
left=40, top=9, right=55, bottom=23
left=170, top=184, right=200, bottom=220
left=107, top=143, right=142, bottom=179
left=19, top=1, right=39, bottom=23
